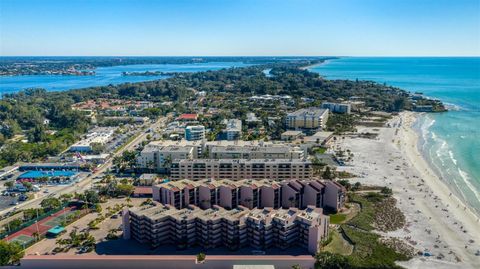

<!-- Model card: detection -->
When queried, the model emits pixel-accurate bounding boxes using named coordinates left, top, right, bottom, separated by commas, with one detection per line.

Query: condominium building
left=136, top=144, right=195, bottom=172
left=286, top=108, right=329, bottom=131
left=321, top=102, right=351, bottom=114
left=152, top=178, right=346, bottom=212
left=122, top=204, right=329, bottom=254
left=185, top=125, right=205, bottom=141
left=281, top=179, right=346, bottom=212
left=209, top=144, right=304, bottom=160
left=136, top=140, right=304, bottom=172
left=224, top=119, right=242, bottom=140
left=170, top=159, right=313, bottom=181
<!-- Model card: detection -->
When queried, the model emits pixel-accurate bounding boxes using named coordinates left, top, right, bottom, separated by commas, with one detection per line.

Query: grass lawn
left=323, top=230, right=353, bottom=255
left=329, top=213, right=347, bottom=224
left=341, top=225, right=408, bottom=268
left=345, top=192, right=382, bottom=231
left=313, top=147, right=327, bottom=154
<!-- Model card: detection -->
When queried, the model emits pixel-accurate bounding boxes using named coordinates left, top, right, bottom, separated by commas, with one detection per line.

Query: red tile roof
left=177, top=113, right=198, bottom=120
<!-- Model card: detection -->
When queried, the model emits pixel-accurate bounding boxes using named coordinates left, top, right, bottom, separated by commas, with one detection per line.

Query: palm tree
left=126, top=197, right=132, bottom=207
left=32, top=232, right=40, bottom=242
left=82, top=203, right=89, bottom=213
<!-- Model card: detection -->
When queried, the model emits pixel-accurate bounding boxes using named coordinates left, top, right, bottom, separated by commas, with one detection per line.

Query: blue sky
left=0, top=0, right=479, bottom=56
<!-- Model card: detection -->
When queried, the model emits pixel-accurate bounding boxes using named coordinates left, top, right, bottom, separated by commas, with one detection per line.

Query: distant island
left=0, top=56, right=336, bottom=76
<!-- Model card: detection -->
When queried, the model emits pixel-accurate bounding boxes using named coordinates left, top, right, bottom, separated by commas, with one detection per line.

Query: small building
left=281, top=130, right=304, bottom=141
left=19, top=162, right=85, bottom=172
left=303, top=131, right=334, bottom=146
left=245, top=113, right=261, bottom=125
left=81, top=154, right=109, bottom=164
left=46, top=226, right=65, bottom=237
left=133, top=186, right=153, bottom=198
left=224, top=119, right=242, bottom=141
left=185, top=125, right=206, bottom=141
left=321, top=102, right=351, bottom=114
left=137, top=174, right=158, bottom=186
left=177, top=113, right=198, bottom=121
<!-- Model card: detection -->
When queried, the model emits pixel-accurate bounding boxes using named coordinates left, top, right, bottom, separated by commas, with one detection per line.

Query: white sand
left=333, top=111, right=480, bottom=268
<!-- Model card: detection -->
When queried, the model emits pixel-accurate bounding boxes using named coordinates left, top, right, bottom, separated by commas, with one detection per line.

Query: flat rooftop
left=287, top=108, right=328, bottom=118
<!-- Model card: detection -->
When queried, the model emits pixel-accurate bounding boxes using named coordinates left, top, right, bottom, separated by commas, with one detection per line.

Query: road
left=0, top=116, right=168, bottom=217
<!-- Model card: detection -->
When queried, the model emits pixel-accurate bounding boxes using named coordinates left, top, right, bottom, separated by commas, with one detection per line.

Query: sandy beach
left=334, top=111, right=480, bottom=268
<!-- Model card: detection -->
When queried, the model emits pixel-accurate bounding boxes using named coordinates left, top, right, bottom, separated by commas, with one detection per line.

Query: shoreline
left=404, top=112, right=480, bottom=222
left=413, top=113, right=480, bottom=219
left=398, top=112, right=480, bottom=267
left=334, top=111, right=480, bottom=268
left=301, top=58, right=334, bottom=70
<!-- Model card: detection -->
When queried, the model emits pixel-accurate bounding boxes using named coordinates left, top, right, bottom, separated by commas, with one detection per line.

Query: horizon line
left=1, top=55, right=480, bottom=58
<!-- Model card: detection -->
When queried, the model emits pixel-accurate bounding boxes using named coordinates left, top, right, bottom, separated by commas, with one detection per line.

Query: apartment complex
left=153, top=178, right=346, bottom=212
left=321, top=102, right=351, bottom=114
left=286, top=108, right=329, bottom=132
left=136, top=140, right=304, bottom=172
left=123, top=204, right=329, bottom=254
left=170, top=159, right=313, bottom=181
left=185, top=125, right=206, bottom=141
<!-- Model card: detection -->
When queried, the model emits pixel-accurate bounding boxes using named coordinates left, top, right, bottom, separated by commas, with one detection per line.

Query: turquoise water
left=311, top=57, right=480, bottom=214
left=0, top=62, right=250, bottom=94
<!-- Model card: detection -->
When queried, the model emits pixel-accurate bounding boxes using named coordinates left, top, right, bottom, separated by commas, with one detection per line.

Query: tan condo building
left=169, top=159, right=313, bottom=181
left=286, top=108, right=329, bottom=132
left=122, top=204, right=329, bottom=254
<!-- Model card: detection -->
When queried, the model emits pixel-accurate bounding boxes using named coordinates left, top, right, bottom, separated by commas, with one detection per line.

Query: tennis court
left=4, top=206, right=78, bottom=245
left=9, top=234, right=34, bottom=246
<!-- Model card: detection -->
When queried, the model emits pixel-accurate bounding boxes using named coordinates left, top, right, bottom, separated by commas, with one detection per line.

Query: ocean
left=310, top=57, right=480, bottom=215
left=0, top=62, right=250, bottom=94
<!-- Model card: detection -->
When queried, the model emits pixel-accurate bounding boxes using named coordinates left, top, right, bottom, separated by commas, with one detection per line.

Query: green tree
left=0, top=241, right=24, bottom=266
left=314, top=252, right=350, bottom=269
left=196, top=252, right=206, bottom=263
left=4, top=181, right=14, bottom=189
left=90, top=142, right=105, bottom=154
left=380, top=187, right=393, bottom=196
left=84, top=190, right=100, bottom=204
left=94, top=203, right=102, bottom=213
left=5, top=218, right=23, bottom=231
left=323, top=166, right=335, bottom=180
left=40, top=197, right=61, bottom=211
left=22, top=181, right=33, bottom=191
left=117, top=184, right=134, bottom=197
left=337, top=179, right=351, bottom=191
